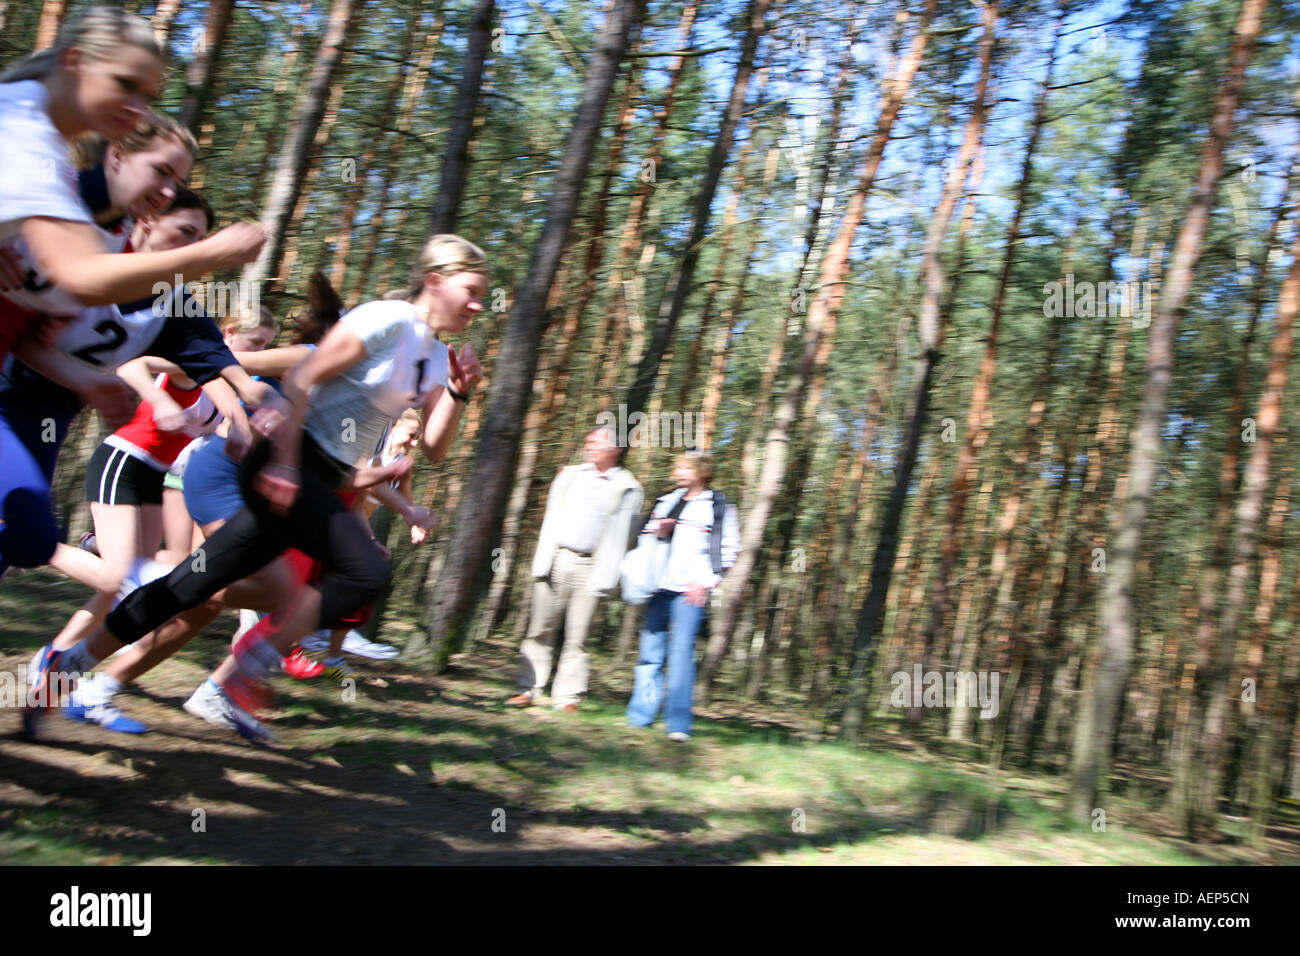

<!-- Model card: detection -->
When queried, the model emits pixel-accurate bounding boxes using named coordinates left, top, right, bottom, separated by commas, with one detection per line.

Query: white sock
left=71, top=673, right=99, bottom=708
left=97, top=674, right=123, bottom=701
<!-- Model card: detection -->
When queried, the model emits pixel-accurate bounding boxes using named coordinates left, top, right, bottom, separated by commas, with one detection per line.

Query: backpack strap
left=636, top=488, right=687, bottom=544
left=710, top=490, right=727, bottom=576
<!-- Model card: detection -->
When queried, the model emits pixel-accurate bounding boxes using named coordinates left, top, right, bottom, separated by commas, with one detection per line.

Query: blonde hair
left=221, top=304, right=278, bottom=335
left=69, top=110, right=198, bottom=171
left=384, top=234, right=489, bottom=301
left=674, top=449, right=714, bottom=483
left=1, top=6, right=163, bottom=84
left=385, top=409, right=423, bottom=456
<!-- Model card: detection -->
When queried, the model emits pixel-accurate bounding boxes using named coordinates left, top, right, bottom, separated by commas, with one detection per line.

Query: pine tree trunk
left=274, top=81, right=344, bottom=290
left=1168, top=150, right=1295, bottom=829
left=703, top=0, right=936, bottom=697
left=34, top=0, right=67, bottom=50
left=474, top=59, right=645, bottom=641
left=815, top=386, right=885, bottom=709
left=226, top=1, right=313, bottom=200
left=177, top=0, right=238, bottom=133
left=737, top=24, right=859, bottom=501
left=1069, top=0, right=1267, bottom=824
left=695, top=145, right=778, bottom=450
left=1250, top=532, right=1300, bottom=837
left=429, top=0, right=495, bottom=234
left=1242, top=469, right=1291, bottom=841
left=414, top=0, right=646, bottom=670
left=51, top=409, right=104, bottom=544
left=958, top=232, right=1076, bottom=750
left=872, top=446, right=946, bottom=723
left=581, top=1, right=697, bottom=430
left=621, top=0, right=772, bottom=420
left=345, top=13, right=445, bottom=304
left=1192, top=200, right=1300, bottom=832
left=473, top=274, right=572, bottom=640
left=151, top=0, right=183, bottom=47
left=1010, top=411, right=1086, bottom=765
left=328, top=8, right=423, bottom=290
left=946, top=465, right=1000, bottom=744
left=675, top=181, right=741, bottom=417
left=834, top=0, right=984, bottom=739
left=746, top=426, right=846, bottom=700
left=1030, top=215, right=1151, bottom=768
left=922, top=8, right=1054, bottom=677
left=730, top=50, right=852, bottom=507
left=242, top=0, right=365, bottom=293
left=815, top=181, right=931, bottom=710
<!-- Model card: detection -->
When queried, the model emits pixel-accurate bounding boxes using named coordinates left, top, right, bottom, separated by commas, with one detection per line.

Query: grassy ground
left=1, top=567, right=1295, bottom=865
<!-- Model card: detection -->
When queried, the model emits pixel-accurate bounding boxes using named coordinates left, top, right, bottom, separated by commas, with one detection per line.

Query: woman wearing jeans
left=626, top=451, right=740, bottom=740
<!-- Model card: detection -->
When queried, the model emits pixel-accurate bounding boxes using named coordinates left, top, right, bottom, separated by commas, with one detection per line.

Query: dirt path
left=2, top=569, right=1294, bottom=865
left=0, top=571, right=816, bottom=864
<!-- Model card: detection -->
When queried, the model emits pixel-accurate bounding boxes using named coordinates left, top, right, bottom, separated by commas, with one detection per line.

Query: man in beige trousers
left=507, top=425, right=643, bottom=711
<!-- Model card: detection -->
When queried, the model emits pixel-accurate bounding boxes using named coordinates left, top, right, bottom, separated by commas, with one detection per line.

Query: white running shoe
left=301, top=629, right=398, bottom=659
left=183, top=683, right=236, bottom=730
left=342, top=630, right=398, bottom=659
left=183, top=682, right=273, bottom=743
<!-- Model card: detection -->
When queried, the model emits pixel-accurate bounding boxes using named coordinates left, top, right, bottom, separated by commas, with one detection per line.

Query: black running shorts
left=85, top=443, right=165, bottom=506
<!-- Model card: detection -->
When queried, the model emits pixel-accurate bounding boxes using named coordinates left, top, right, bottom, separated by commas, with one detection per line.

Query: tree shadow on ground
left=0, top=697, right=1047, bottom=865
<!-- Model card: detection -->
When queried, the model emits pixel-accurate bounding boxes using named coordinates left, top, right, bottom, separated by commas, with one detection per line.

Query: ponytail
left=0, top=50, right=59, bottom=84
left=291, top=271, right=344, bottom=346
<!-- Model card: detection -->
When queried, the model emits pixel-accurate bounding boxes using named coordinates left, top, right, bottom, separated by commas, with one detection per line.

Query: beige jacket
left=531, top=463, right=644, bottom=596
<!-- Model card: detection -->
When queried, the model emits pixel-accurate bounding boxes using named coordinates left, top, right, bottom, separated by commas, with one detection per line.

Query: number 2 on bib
left=70, top=318, right=128, bottom=366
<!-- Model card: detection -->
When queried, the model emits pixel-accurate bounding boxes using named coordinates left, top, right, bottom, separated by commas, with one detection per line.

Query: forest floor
left=1, top=567, right=1297, bottom=866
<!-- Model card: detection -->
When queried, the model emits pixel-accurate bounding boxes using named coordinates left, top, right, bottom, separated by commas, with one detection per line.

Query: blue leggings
left=0, top=401, right=74, bottom=579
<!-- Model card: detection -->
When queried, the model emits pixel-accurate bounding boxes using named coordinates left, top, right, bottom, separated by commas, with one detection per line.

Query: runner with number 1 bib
left=27, top=235, right=489, bottom=742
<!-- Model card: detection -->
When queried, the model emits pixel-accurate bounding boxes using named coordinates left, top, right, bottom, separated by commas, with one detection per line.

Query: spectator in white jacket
left=507, top=425, right=644, bottom=711
left=625, top=450, right=740, bottom=740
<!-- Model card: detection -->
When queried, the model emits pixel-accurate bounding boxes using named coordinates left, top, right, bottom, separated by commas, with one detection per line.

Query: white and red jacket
left=104, top=373, right=224, bottom=472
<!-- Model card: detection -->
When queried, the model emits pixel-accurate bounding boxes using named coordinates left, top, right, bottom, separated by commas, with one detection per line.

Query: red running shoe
left=226, top=618, right=282, bottom=712
left=283, top=647, right=323, bottom=680
left=223, top=668, right=272, bottom=715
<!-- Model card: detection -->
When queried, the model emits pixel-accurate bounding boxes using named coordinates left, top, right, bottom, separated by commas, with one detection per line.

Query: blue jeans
left=626, top=590, right=705, bottom=735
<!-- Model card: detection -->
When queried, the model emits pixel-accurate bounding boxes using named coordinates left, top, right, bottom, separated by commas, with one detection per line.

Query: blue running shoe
left=63, top=700, right=89, bottom=722
left=91, top=704, right=148, bottom=735
left=64, top=688, right=148, bottom=734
